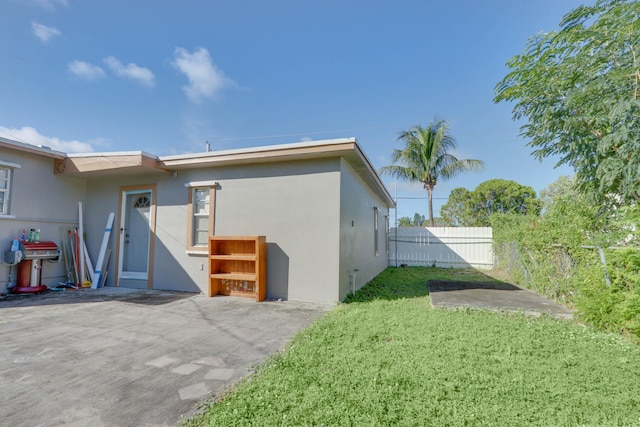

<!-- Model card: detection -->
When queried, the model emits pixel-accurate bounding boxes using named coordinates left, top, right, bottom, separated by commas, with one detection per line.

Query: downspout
left=394, top=178, right=398, bottom=267
left=351, top=269, right=359, bottom=295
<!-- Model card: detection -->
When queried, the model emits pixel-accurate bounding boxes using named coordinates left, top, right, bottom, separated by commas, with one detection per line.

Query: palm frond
left=381, top=119, right=484, bottom=223
left=440, top=159, right=485, bottom=180
left=379, top=165, right=422, bottom=183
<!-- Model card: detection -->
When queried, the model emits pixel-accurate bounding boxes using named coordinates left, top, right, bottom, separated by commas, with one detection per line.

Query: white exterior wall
left=338, top=159, right=390, bottom=300
left=0, top=148, right=86, bottom=292
left=390, top=227, right=494, bottom=269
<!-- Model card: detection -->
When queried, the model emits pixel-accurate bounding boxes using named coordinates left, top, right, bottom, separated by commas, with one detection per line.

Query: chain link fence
left=493, top=241, right=605, bottom=303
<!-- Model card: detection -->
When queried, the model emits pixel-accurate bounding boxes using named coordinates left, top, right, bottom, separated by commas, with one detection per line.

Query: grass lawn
left=185, top=267, right=640, bottom=426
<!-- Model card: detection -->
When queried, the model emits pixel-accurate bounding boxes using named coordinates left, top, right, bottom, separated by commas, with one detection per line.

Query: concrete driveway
left=0, top=288, right=329, bottom=427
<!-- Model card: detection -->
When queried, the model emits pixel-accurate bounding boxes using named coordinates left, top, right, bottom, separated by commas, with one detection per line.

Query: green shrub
left=490, top=186, right=640, bottom=342
left=574, top=265, right=622, bottom=331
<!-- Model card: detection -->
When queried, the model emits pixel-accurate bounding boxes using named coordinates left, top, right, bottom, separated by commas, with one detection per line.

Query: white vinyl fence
left=390, top=227, right=494, bottom=269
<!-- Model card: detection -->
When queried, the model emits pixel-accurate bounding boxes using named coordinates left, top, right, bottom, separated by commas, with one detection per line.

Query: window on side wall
left=374, top=207, right=379, bottom=256
left=186, top=183, right=216, bottom=251
left=0, top=161, right=20, bottom=217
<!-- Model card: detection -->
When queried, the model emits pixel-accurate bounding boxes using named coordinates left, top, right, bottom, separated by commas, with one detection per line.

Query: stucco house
left=0, top=136, right=394, bottom=304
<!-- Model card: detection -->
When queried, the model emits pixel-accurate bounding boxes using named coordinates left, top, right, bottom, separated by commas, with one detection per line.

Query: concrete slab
left=428, top=280, right=574, bottom=319
left=0, top=287, right=330, bottom=426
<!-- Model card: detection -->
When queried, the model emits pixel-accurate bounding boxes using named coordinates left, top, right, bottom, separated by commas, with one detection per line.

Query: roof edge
left=0, top=136, right=66, bottom=159
left=66, top=150, right=158, bottom=159
left=159, top=137, right=357, bottom=162
left=350, top=141, right=396, bottom=208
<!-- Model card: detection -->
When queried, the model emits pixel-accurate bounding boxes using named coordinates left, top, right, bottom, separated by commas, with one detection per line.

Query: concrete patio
left=429, top=280, right=574, bottom=319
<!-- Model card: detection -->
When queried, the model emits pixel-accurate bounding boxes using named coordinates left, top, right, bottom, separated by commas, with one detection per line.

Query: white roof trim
left=184, top=180, right=219, bottom=188
left=0, top=160, right=22, bottom=169
left=0, top=136, right=66, bottom=158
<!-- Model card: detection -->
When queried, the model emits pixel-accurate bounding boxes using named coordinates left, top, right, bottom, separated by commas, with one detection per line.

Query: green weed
left=343, top=266, right=501, bottom=303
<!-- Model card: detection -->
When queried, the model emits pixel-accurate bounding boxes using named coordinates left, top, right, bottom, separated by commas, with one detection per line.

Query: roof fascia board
left=0, top=136, right=66, bottom=159
left=160, top=137, right=357, bottom=163
left=66, top=150, right=158, bottom=159
left=58, top=151, right=167, bottom=177
left=160, top=140, right=357, bottom=169
left=348, top=142, right=396, bottom=208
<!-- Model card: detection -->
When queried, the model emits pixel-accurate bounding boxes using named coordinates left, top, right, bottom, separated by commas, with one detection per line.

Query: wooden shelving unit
left=208, top=236, right=266, bottom=301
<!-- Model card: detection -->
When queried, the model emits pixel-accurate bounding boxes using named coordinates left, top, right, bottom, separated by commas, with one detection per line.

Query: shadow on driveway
left=0, top=286, right=194, bottom=308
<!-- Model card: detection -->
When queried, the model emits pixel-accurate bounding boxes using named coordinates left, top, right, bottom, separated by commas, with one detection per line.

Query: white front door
left=117, top=186, right=155, bottom=288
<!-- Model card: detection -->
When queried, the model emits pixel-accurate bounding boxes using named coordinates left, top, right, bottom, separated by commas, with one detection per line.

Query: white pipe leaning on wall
left=78, top=202, right=85, bottom=285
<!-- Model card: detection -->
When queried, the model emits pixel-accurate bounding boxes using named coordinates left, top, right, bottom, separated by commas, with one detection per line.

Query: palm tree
left=380, top=120, right=484, bottom=226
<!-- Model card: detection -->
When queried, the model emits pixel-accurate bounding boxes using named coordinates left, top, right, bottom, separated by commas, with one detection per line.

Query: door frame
left=115, top=184, right=157, bottom=289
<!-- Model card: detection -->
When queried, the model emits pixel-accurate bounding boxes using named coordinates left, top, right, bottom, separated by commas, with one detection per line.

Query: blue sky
left=2, top=0, right=586, bottom=220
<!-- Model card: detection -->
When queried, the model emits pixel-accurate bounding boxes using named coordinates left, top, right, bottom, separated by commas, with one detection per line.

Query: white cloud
left=0, top=126, right=95, bottom=153
left=32, top=21, right=61, bottom=43
left=172, top=47, right=236, bottom=102
left=67, top=60, right=106, bottom=80
left=103, top=56, right=155, bottom=87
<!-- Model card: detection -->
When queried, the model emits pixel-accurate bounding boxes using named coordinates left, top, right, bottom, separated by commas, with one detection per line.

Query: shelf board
left=210, top=273, right=256, bottom=281
left=229, top=291, right=257, bottom=299
left=210, top=254, right=257, bottom=261
left=210, top=236, right=260, bottom=241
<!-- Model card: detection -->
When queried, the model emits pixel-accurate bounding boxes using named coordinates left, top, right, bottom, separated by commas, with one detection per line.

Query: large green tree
left=397, top=212, right=428, bottom=227
left=442, top=179, right=541, bottom=227
left=494, top=0, right=640, bottom=204
left=539, top=175, right=577, bottom=213
left=380, top=120, right=484, bottom=226
left=469, top=179, right=541, bottom=226
left=441, top=187, right=472, bottom=226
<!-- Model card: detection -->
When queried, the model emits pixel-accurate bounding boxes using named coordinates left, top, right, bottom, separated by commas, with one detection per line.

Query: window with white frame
left=0, top=161, right=20, bottom=216
left=186, top=181, right=217, bottom=250
left=385, top=214, right=390, bottom=255
left=192, top=188, right=210, bottom=246
left=0, top=167, right=9, bottom=215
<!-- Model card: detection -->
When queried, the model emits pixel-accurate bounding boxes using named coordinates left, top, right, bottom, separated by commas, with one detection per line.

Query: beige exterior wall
left=338, top=158, right=390, bottom=300
left=82, top=174, right=190, bottom=290
left=0, top=148, right=86, bottom=292
left=83, top=158, right=342, bottom=304
left=209, top=159, right=341, bottom=303
left=2, top=142, right=391, bottom=304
